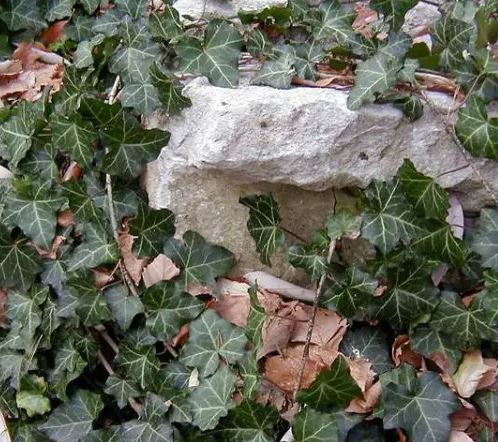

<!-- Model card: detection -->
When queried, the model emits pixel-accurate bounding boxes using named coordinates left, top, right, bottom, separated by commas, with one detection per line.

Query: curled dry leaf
left=0, top=42, right=65, bottom=102
left=346, top=379, right=382, bottom=414
left=142, top=253, right=180, bottom=287
left=244, top=271, right=315, bottom=303
left=61, top=161, right=83, bottom=182
left=348, top=358, right=375, bottom=393
left=453, top=351, right=492, bottom=398
left=119, top=233, right=148, bottom=285
left=257, top=303, right=296, bottom=360
left=451, top=404, right=479, bottom=432
left=477, top=358, right=498, bottom=390
left=392, top=335, right=424, bottom=369
left=169, top=323, right=189, bottom=348
left=40, top=20, right=68, bottom=45
left=92, top=267, right=115, bottom=289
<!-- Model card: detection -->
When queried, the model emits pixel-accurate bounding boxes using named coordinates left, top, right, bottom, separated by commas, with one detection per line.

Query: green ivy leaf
left=3, top=180, right=65, bottom=249
left=109, top=18, right=161, bottom=83
left=0, top=351, right=25, bottom=389
left=51, top=114, right=97, bottom=170
left=433, top=15, right=473, bottom=70
left=215, top=400, right=279, bottom=442
left=398, top=159, right=449, bottom=220
left=347, top=52, right=403, bottom=109
left=115, top=0, right=147, bottom=20
left=164, top=231, right=235, bottom=287
left=129, top=203, right=175, bottom=257
left=308, top=0, right=356, bottom=44
left=177, top=19, right=242, bottom=88
left=104, top=285, right=144, bottom=331
left=340, top=326, right=394, bottom=374
left=430, top=291, right=498, bottom=349
left=323, top=266, right=378, bottom=317
left=66, top=223, right=119, bottom=272
left=383, top=372, right=460, bottom=442
left=292, top=407, right=339, bottom=442
left=180, top=309, right=247, bottom=377
left=370, top=0, right=418, bottom=31
left=79, top=0, right=100, bottom=14
left=62, top=180, right=105, bottom=225
left=412, top=220, right=467, bottom=267
left=374, top=259, right=439, bottom=328
left=104, top=375, right=141, bottom=409
left=251, top=52, right=295, bottom=89
left=288, top=245, right=327, bottom=281
left=143, top=282, right=204, bottom=341
left=149, top=7, right=183, bottom=41
left=16, top=376, right=51, bottom=417
left=188, top=366, right=237, bottom=431
left=474, top=390, right=498, bottom=423
left=456, top=96, right=498, bottom=159
left=39, top=390, right=104, bottom=442
left=327, top=210, right=362, bottom=241
left=297, top=355, right=362, bottom=409
left=0, top=0, right=46, bottom=31
left=471, top=208, right=498, bottom=268
left=115, top=345, right=160, bottom=390
left=0, top=225, right=42, bottom=290
left=410, top=326, right=462, bottom=374
left=45, top=0, right=77, bottom=21
left=240, top=194, right=285, bottom=267
left=361, top=180, right=422, bottom=254
left=150, top=64, right=191, bottom=114
left=101, top=113, right=169, bottom=178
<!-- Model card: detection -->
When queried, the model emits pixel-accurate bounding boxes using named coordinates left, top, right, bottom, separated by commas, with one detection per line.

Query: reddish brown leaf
left=61, top=161, right=82, bottom=182
left=352, top=2, right=378, bottom=38
left=346, top=379, right=382, bottom=414
left=41, top=20, right=68, bottom=45
left=392, top=335, right=424, bottom=369
left=57, top=210, right=76, bottom=227
left=170, top=324, right=189, bottom=348
left=0, top=288, right=8, bottom=327
left=92, top=267, right=116, bottom=289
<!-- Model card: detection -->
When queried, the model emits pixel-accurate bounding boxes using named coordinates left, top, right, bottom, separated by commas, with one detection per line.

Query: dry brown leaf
left=0, top=165, right=12, bottom=180
left=348, top=358, right=375, bottom=393
left=170, top=324, right=189, bottom=348
left=213, top=293, right=250, bottom=328
left=346, top=380, right=382, bottom=414
left=257, top=304, right=296, bottom=360
left=119, top=233, right=148, bottom=285
left=92, top=267, right=115, bottom=289
left=477, top=358, right=498, bottom=391
left=41, top=20, right=68, bottom=45
left=352, top=2, right=378, bottom=38
left=142, top=253, right=180, bottom=287
left=57, top=210, right=76, bottom=227
left=256, top=379, right=297, bottom=420
left=453, top=350, right=490, bottom=398
left=0, top=288, right=8, bottom=328
left=61, top=161, right=82, bottom=182
left=264, top=344, right=330, bottom=392
left=449, top=431, right=474, bottom=442
left=451, top=402, right=478, bottom=432
left=392, top=335, right=424, bottom=368
left=186, top=284, right=214, bottom=297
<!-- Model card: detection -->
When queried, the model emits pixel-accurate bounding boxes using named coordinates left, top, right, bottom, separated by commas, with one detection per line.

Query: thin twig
left=293, top=239, right=337, bottom=400
left=94, top=325, right=120, bottom=354
left=97, top=350, right=142, bottom=415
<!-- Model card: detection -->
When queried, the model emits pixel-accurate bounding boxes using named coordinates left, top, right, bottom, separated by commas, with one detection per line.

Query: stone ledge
left=145, top=78, right=498, bottom=280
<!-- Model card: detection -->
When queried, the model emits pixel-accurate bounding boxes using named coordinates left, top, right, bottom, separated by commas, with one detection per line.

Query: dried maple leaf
left=142, top=253, right=180, bottom=287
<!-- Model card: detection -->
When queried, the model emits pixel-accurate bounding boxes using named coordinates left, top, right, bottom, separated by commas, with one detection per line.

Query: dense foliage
left=0, top=0, right=497, bottom=441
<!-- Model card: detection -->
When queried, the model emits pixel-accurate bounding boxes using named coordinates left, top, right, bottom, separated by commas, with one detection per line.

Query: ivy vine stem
left=293, top=238, right=337, bottom=400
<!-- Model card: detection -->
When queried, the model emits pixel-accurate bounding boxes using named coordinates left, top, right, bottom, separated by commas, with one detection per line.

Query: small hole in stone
left=260, top=121, right=268, bottom=128
left=359, top=152, right=369, bottom=160
left=221, top=101, right=228, bottom=106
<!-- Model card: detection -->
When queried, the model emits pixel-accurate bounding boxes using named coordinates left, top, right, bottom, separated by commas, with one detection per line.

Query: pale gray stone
left=403, top=2, right=441, bottom=36
left=173, top=0, right=288, bottom=19
left=146, top=78, right=498, bottom=280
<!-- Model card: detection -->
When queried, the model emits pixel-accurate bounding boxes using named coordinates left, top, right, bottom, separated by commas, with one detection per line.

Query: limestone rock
left=172, top=0, right=288, bottom=19
left=146, top=78, right=498, bottom=280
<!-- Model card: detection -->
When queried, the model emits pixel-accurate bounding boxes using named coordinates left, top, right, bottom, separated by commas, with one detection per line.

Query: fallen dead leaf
left=61, top=161, right=83, bottom=182
left=169, top=323, right=189, bottom=348
left=57, top=210, right=76, bottom=227
left=352, top=2, right=378, bottom=38
left=257, top=303, right=296, bottom=360
left=392, top=335, right=424, bottom=369
left=449, top=431, right=474, bottom=442
left=451, top=402, right=479, bottom=432
left=41, top=20, right=68, bottom=45
left=346, top=379, right=382, bottom=414
left=264, top=344, right=331, bottom=392
left=453, top=350, right=490, bottom=398
left=477, top=358, right=498, bottom=391
left=0, top=165, right=12, bottom=180
left=142, top=253, right=180, bottom=287
left=119, top=233, right=148, bottom=286
left=348, top=358, right=375, bottom=393
left=92, top=267, right=115, bottom=289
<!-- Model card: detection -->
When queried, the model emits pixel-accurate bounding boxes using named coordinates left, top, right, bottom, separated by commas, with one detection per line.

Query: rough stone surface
left=146, top=78, right=498, bottom=281
left=173, top=0, right=288, bottom=19
left=403, top=2, right=441, bottom=37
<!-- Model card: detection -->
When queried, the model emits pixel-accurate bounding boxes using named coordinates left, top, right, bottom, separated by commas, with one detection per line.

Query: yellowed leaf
left=453, top=350, right=489, bottom=398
